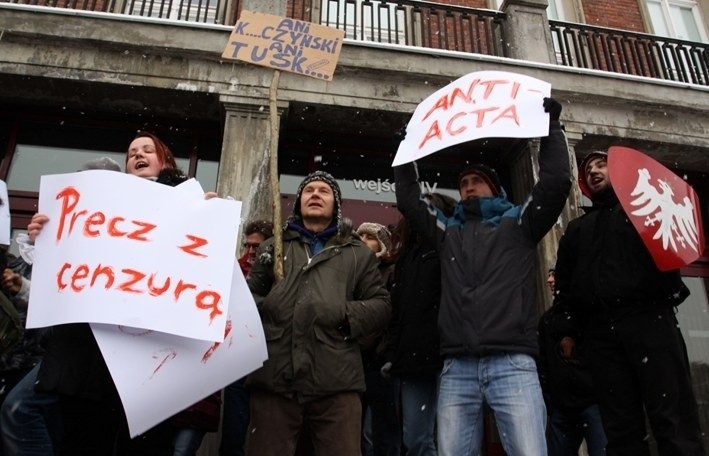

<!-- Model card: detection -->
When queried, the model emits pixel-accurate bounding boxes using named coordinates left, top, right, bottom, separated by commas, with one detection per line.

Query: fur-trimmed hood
left=155, top=168, right=189, bottom=187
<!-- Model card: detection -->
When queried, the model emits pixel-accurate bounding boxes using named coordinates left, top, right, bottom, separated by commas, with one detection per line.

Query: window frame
left=643, top=0, right=709, bottom=41
left=0, top=114, right=221, bottom=234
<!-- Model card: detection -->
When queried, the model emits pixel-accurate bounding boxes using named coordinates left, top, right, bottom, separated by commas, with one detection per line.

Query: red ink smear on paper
left=201, top=319, right=233, bottom=363
left=118, top=326, right=154, bottom=337
left=150, top=348, right=177, bottom=379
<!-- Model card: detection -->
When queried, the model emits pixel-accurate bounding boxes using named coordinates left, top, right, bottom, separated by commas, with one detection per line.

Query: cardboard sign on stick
left=608, top=146, right=705, bottom=271
left=222, top=10, right=345, bottom=81
left=27, top=171, right=241, bottom=342
left=392, top=71, right=551, bottom=166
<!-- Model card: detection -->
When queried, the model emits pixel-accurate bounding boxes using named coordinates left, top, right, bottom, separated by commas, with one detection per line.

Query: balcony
left=550, top=20, right=708, bottom=86
left=1, top=0, right=707, bottom=86
left=292, top=0, right=507, bottom=57
left=1, top=0, right=243, bottom=24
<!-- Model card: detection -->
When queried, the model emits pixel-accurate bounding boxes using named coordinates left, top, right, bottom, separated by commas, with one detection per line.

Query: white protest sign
left=28, top=170, right=241, bottom=342
left=392, top=71, right=551, bottom=166
left=0, top=180, right=9, bottom=245
left=173, top=177, right=207, bottom=198
left=92, top=262, right=267, bottom=437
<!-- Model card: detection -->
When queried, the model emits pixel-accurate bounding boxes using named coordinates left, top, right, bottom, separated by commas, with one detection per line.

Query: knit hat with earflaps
left=356, top=222, right=392, bottom=258
left=289, top=171, right=344, bottom=235
left=578, top=151, right=608, bottom=199
left=458, top=164, right=502, bottom=197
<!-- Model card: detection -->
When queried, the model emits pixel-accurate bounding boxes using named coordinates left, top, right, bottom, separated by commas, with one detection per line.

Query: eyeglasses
left=243, top=242, right=260, bottom=250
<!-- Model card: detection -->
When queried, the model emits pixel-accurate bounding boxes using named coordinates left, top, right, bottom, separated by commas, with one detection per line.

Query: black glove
left=543, top=97, right=562, bottom=122
left=393, top=124, right=408, bottom=142
left=380, top=361, right=392, bottom=379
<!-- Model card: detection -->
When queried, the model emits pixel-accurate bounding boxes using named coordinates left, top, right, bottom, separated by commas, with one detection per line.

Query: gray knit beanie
left=77, top=157, right=122, bottom=172
left=290, top=171, right=343, bottom=232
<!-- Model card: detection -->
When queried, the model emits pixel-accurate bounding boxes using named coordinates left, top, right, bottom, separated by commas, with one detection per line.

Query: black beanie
left=458, top=164, right=502, bottom=196
left=578, top=151, right=608, bottom=199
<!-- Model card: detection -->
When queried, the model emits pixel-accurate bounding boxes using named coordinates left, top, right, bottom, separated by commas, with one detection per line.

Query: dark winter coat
left=537, top=306, right=597, bottom=411
left=35, top=322, right=113, bottom=400
left=385, top=239, right=442, bottom=375
left=552, top=199, right=689, bottom=338
left=246, top=223, right=391, bottom=401
left=394, top=120, right=571, bottom=357
left=0, top=257, right=45, bottom=372
left=360, top=261, right=393, bottom=367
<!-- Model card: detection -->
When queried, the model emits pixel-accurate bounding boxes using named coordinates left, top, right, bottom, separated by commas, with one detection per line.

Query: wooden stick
left=269, top=70, right=284, bottom=281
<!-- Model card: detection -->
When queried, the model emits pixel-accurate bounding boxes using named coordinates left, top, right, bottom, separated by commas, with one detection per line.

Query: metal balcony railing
left=2, top=0, right=242, bottom=24
left=290, top=0, right=508, bottom=58
left=550, top=20, right=709, bottom=86
left=4, top=0, right=708, bottom=87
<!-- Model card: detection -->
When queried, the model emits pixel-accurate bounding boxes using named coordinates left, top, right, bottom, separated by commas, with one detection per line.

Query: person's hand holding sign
left=2, top=268, right=23, bottom=295
left=543, top=97, right=562, bottom=123
left=27, top=212, right=49, bottom=242
left=391, top=71, right=556, bottom=167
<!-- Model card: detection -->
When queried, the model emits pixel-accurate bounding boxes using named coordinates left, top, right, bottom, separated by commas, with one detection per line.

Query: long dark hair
left=389, top=192, right=457, bottom=261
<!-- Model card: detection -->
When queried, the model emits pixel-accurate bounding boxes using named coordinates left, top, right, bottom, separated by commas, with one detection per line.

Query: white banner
left=392, top=71, right=551, bottom=166
left=28, top=170, right=241, bottom=342
left=92, top=262, right=267, bottom=437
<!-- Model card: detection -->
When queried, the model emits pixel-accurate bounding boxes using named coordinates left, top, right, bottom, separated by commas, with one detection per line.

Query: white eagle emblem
left=629, top=168, right=700, bottom=253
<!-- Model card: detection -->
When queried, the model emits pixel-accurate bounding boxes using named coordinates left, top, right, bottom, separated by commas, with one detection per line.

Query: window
left=491, top=0, right=577, bottom=21
left=0, top=117, right=221, bottom=240
left=196, top=159, right=219, bottom=193
left=676, top=276, right=709, bottom=441
left=7, top=145, right=125, bottom=192
left=547, top=0, right=563, bottom=20
left=645, top=0, right=708, bottom=42
left=6, top=146, right=190, bottom=193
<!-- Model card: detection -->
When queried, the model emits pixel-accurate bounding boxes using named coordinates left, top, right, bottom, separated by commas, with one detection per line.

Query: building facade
left=0, top=0, right=708, bottom=453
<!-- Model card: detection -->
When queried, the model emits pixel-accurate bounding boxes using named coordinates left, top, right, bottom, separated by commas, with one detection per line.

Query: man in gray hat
left=245, top=171, right=391, bottom=456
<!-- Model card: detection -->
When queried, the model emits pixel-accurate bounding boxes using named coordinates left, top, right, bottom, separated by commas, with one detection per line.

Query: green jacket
left=246, top=227, right=391, bottom=401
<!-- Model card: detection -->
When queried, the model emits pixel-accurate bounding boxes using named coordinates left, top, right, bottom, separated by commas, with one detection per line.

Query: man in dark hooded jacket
left=394, top=97, right=571, bottom=456
left=552, top=150, right=704, bottom=456
left=245, top=171, right=391, bottom=456
left=537, top=267, right=606, bottom=456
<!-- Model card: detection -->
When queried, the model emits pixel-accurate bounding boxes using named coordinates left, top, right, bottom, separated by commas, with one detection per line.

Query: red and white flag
left=609, top=146, right=704, bottom=271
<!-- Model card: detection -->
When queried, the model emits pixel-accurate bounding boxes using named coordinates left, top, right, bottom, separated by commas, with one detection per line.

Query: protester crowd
left=0, top=95, right=704, bottom=456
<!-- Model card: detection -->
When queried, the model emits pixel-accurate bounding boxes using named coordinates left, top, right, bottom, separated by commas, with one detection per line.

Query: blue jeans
left=437, top=354, right=547, bottom=456
left=0, top=363, right=60, bottom=456
left=173, top=427, right=206, bottom=456
left=548, top=404, right=606, bottom=456
left=400, top=373, right=438, bottom=456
